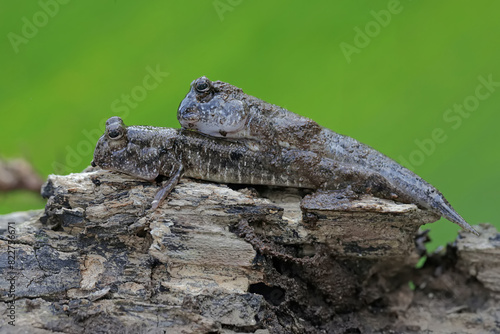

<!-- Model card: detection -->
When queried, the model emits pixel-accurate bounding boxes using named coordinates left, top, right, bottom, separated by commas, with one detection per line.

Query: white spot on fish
left=278, top=141, right=290, bottom=148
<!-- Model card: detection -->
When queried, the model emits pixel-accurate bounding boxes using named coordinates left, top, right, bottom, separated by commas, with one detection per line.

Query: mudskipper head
left=92, top=116, right=166, bottom=181
left=177, top=76, right=249, bottom=137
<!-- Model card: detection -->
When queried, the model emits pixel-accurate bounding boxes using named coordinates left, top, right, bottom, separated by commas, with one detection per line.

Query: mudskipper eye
left=108, top=129, right=123, bottom=139
left=195, top=78, right=212, bottom=93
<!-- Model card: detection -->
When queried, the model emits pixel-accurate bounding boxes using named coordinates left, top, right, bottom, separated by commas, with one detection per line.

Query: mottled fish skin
left=177, top=77, right=478, bottom=235
left=93, top=117, right=441, bottom=215
left=92, top=117, right=333, bottom=190
left=92, top=117, right=180, bottom=181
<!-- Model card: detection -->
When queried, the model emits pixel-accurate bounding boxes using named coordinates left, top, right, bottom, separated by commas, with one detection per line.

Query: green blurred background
left=0, top=1, right=498, bottom=249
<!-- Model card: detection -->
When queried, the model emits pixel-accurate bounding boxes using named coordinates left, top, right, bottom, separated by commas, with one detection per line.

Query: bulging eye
left=195, top=77, right=212, bottom=94
left=108, top=129, right=123, bottom=139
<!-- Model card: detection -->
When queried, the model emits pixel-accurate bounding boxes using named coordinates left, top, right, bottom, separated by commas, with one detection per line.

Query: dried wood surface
left=0, top=169, right=498, bottom=333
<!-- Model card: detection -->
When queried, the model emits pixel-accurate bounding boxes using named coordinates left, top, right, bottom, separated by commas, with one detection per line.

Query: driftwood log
left=0, top=169, right=499, bottom=333
left=0, top=158, right=43, bottom=192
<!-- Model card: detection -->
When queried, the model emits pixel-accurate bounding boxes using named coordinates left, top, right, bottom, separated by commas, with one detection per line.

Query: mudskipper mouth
left=179, top=106, right=200, bottom=122
left=91, top=160, right=96, bottom=167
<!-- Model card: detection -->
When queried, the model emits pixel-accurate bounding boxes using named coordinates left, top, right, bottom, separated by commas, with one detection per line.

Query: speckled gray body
left=93, top=117, right=436, bottom=218
left=94, top=117, right=398, bottom=192
left=177, top=77, right=478, bottom=235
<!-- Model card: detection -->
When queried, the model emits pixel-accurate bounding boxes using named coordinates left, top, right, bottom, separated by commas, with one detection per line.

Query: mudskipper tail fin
left=435, top=200, right=479, bottom=236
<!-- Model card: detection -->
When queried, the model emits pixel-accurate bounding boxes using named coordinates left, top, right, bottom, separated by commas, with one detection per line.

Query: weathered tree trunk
left=0, top=169, right=498, bottom=333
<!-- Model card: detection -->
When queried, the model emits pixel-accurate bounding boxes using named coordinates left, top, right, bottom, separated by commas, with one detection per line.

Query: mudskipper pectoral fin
left=300, top=189, right=358, bottom=212
left=150, top=165, right=184, bottom=211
